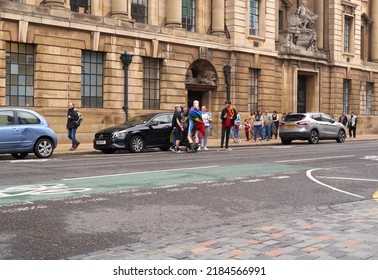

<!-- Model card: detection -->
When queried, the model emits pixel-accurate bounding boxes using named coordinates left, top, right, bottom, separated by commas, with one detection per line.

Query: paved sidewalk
left=55, top=134, right=378, bottom=155
left=68, top=199, right=378, bottom=260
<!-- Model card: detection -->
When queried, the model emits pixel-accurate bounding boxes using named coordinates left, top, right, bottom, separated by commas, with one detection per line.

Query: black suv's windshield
left=122, top=114, right=154, bottom=126
left=284, top=114, right=305, bottom=122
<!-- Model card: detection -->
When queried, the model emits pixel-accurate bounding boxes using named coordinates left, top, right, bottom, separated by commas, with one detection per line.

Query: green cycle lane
left=0, top=163, right=310, bottom=204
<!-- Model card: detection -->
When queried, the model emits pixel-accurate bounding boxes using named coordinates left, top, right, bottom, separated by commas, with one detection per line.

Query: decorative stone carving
left=279, top=0, right=327, bottom=59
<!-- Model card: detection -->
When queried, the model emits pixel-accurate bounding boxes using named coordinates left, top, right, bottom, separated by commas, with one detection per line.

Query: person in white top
left=199, top=106, right=212, bottom=150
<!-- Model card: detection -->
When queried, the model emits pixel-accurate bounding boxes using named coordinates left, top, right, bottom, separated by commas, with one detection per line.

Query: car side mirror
left=149, top=121, right=159, bottom=127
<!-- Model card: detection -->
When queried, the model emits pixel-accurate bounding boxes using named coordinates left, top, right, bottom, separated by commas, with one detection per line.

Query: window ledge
left=247, top=35, right=265, bottom=42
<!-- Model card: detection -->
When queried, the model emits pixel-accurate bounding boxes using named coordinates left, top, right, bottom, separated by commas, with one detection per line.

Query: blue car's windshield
left=122, top=114, right=155, bottom=126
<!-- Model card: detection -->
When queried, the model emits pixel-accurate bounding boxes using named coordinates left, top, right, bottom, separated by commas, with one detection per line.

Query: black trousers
left=221, top=126, right=231, bottom=148
left=349, top=126, right=356, bottom=138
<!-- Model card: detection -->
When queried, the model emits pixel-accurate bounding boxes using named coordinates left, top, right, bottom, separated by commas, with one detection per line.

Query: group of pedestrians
left=339, top=111, right=358, bottom=138
left=170, top=100, right=212, bottom=153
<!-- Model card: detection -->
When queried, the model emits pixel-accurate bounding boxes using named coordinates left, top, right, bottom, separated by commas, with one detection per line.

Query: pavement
left=59, top=134, right=378, bottom=260
left=55, top=134, right=378, bottom=155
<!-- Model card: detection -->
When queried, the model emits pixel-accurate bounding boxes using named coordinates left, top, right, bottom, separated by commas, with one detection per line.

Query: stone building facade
left=0, top=0, right=377, bottom=143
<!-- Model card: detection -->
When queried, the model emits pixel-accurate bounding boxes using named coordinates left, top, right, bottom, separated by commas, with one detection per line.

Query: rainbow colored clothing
left=189, top=107, right=205, bottom=136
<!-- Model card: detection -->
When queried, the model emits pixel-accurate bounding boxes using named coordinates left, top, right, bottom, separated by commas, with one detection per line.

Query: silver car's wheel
left=336, top=129, right=346, bottom=143
left=34, top=138, right=54, bottom=158
left=308, top=130, right=319, bottom=144
left=130, top=136, right=144, bottom=153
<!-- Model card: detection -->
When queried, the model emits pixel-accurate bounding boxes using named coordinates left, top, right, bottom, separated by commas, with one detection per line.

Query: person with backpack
left=66, top=102, right=81, bottom=151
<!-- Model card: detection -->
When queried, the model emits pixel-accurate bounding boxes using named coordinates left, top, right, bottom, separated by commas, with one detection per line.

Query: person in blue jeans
left=253, top=110, right=264, bottom=142
left=66, top=102, right=80, bottom=151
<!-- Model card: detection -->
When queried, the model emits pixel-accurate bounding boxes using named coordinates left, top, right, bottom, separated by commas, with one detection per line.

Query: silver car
left=279, top=112, right=346, bottom=145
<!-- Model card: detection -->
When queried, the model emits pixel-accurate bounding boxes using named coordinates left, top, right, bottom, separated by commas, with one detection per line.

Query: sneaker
left=226, top=148, right=232, bottom=151
left=69, top=147, right=75, bottom=151
left=169, top=146, right=175, bottom=152
left=204, top=147, right=208, bottom=151
left=198, top=146, right=201, bottom=151
left=175, top=149, right=181, bottom=153
left=217, top=148, right=225, bottom=151
left=237, top=140, right=241, bottom=144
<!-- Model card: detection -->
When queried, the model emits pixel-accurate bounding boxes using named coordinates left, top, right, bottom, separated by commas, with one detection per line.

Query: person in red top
left=244, top=119, right=251, bottom=141
left=219, top=100, right=237, bottom=151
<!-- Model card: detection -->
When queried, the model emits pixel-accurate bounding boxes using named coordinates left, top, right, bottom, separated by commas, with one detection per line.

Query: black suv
left=93, top=113, right=174, bottom=154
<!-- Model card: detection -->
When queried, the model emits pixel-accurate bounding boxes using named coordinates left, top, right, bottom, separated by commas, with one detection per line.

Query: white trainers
left=204, top=147, right=208, bottom=151
left=198, top=146, right=201, bottom=151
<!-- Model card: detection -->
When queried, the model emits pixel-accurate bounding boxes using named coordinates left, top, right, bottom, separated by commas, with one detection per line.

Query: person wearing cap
left=171, top=104, right=184, bottom=152
left=219, top=100, right=237, bottom=151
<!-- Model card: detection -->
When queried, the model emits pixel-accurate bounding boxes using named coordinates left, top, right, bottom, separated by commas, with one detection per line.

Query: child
left=244, top=119, right=251, bottom=141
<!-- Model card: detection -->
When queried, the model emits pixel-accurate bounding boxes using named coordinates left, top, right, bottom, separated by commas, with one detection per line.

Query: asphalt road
left=0, top=140, right=377, bottom=259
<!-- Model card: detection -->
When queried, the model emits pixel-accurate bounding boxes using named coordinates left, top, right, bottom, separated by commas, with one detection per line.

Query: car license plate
left=96, top=140, right=106, bottom=145
left=285, top=125, right=296, bottom=129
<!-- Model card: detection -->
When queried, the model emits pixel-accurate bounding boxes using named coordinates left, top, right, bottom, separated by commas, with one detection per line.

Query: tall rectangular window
left=81, top=51, right=103, bottom=108
left=249, top=0, right=259, bottom=36
left=249, top=69, right=259, bottom=112
left=344, top=17, right=352, bottom=53
left=366, top=82, right=373, bottom=115
left=6, top=42, right=34, bottom=107
left=143, top=58, right=160, bottom=110
left=182, top=0, right=196, bottom=32
left=343, top=79, right=350, bottom=113
left=131, top=0, right=148, bottom=24
left=70, top=0, right=91, bottom=14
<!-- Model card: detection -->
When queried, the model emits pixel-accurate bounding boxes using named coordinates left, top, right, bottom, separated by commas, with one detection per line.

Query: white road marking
left=317, top=176, right=378, bottom=182
left=62, top=165, right=219, bottom=181
left=242, top=179, right=264, bottom=183
left=9, top=159, right=50, bottom=163
left=273, top=176, right=290, bottom=179
left=306, top=169, right=365, bottom=199
left=276, top=155, right=355, bottom=163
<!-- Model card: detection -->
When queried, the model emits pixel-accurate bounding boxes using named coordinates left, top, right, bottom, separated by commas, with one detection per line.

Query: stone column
left=40, top=0, right=65, bottom=8
left=111, top=0, right=130, bottom=19
left=371, top=0, right=378, bottom=61
left=212, top=0, right=225, bottom=35
left=314, top=0, right=324, bottom=49
left=166, top=0, right=182, bottom=28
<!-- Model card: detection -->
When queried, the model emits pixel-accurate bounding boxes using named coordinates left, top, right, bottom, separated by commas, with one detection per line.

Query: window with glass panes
left=249, top=0, right=259, bottom=36
left=6, top=43, right=34, bottom=107
left=249, top=69, right=259, bottom=112
left=81, top=51, right=103, bottom=108
left=143, top=58, right=160, bottom=110
left=131, top=0, right=148, bottom=24
left=70, top=0, right=91, bottom=14
left=343, top=79, right=350, bottom=113
left=182, top=0, right=196, bottom=32
left=344, top=17, right=352, bottom=53
left=366, top=82, right=373, bottom=115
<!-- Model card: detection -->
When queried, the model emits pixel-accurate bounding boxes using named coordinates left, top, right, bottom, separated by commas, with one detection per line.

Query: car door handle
left=164, top=125, right=170, bottom=128
left=12, top=128, right=19, bottom=132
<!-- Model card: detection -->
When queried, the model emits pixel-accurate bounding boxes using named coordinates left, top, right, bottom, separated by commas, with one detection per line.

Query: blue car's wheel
left=34, top=138, right=54, bottom=158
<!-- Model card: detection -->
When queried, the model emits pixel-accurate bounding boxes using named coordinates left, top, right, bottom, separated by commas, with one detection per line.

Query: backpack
left=74, top=111, right=83, bottom=127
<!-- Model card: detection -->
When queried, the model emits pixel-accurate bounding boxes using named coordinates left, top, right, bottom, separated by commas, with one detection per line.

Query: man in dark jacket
left=66, top=102, right=80, bottom=151
left=219, top=100, right=237, bottom=151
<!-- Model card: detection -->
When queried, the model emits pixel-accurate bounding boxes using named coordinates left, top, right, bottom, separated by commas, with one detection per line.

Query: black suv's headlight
left=112, top=131, right=127, bottom=139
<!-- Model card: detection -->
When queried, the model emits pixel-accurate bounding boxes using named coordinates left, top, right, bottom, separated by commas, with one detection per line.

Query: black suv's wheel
left=101, top=148, right=116, bottom=154
left=308, top=130, right=319, bottom=144
left=129, top=136, right=145, bottom=153
left=281, top=139, right=292, bottom=145
left=34, top=138, right=54, bottom=158
left=11, top=152, right=28, bottom=159
left=336, top=129, right=346, bottom=143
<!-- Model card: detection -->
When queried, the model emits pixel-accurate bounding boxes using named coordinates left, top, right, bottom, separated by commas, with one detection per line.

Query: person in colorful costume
left=187, top=100, right=205, bottom=153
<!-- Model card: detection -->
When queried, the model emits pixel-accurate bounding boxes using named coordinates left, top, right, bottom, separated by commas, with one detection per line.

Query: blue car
left=0, top=108, right=58, bottom=159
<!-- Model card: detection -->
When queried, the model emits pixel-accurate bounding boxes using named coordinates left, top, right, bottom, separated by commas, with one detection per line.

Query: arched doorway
left=185, top=59, right=218, bottom=109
